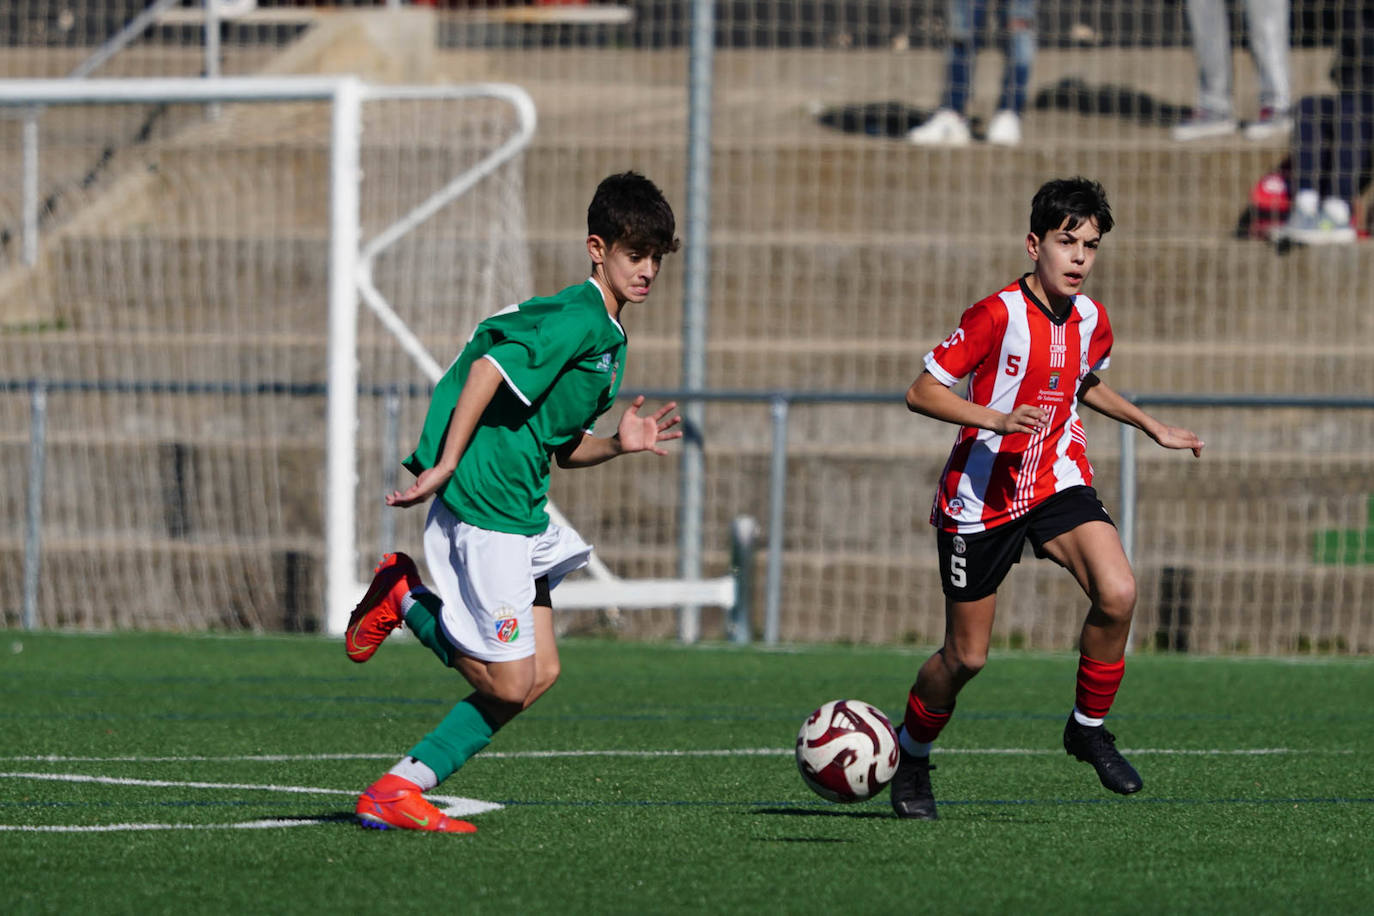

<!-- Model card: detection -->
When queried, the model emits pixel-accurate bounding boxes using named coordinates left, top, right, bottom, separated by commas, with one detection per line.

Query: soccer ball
left=795, top=699, right=899, bottom=803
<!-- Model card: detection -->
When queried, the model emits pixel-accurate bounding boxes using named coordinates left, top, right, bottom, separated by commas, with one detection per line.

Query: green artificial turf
left=1, top=632, right=1370, bottom=914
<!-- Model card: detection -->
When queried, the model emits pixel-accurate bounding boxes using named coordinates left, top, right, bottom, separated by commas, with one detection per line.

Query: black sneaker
left=1063, top=716, right=1143, bottom=795
left=889, top=749, right=937, bottom=820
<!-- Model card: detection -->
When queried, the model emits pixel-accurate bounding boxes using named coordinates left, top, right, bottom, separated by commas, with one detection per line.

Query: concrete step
left=5, top=325, right=1368, bottom=403
left=616, top=335, right=1374, bottom=395
left=5, top=510, right=1363, bottom=652
left=518, top=139, right=1282, bottom=238
left=770, top=551, right=1374, bottom=653
left=8, top=414, right=1367, bottom=550
left=34, top=225, right=1373, bottom=350
left=0, top=332, right=333, bottom=382
left=558, top=543, right=1373, bottom=654
left=2, top=430, right=1366, bottom=648
left=0, top=538, right=321, bottom=632
left=0, top=437, right=323, bottom=538
left=32, top=232, right=527, bottom=342
left=0, top=329, right=465, bottom=386
left=134, top=122, right=1287, bottom=239
left=550, top=442, right=1374, bottom=562
left=523, top=233, right=1374, bottom=346
left=46, top=236, right=329, bottom=332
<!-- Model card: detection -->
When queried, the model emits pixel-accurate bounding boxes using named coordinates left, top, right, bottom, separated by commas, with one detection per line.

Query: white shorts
left=422, top=499, right=592, bottom=662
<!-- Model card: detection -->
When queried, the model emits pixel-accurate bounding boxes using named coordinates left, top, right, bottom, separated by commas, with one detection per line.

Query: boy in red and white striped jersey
left=890, top=177, right=1205, bottom=820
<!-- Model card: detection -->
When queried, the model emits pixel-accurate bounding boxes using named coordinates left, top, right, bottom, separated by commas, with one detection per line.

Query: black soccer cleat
left=889, top=749, right=938, bottom=820
left=1063, top=716, right=1143, bottom=795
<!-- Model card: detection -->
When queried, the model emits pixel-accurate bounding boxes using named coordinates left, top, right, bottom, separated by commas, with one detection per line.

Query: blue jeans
left=942, top=0, right=1037, bottom=116
left=1292, top=92, right=1374, bottom=203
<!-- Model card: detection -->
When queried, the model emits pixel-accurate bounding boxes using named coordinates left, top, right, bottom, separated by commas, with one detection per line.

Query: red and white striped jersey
left=924, top=276, right=1113, bottom=534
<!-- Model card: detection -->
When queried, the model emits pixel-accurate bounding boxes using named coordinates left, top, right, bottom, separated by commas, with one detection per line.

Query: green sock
left=403, top=589, right=456, bottom=667
left=409, top=693, right=503, bottom=783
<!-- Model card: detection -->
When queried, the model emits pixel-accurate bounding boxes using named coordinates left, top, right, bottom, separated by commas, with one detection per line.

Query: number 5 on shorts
left=949, top=554, right=967, bottom=589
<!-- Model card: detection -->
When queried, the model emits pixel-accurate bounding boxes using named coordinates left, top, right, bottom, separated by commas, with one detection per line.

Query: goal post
left=0, top=75, right=744, bottom=639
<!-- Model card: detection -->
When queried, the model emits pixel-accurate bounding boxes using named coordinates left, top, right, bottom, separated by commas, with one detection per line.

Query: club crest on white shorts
left=493, top=616, right=520, bottom=644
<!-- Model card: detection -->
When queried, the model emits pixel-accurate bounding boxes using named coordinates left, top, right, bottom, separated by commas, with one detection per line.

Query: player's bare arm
left=555, top=396, right=682, bottom=469
left=1078, top=373, right=1205, bottom=457
left=905, top=369, right=1049, bottom=435
left=386, top=359, right=506, bottom=507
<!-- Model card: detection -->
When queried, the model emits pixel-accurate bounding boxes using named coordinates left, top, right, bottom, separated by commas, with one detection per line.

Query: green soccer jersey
left=403, top=279, right=627, bottom=535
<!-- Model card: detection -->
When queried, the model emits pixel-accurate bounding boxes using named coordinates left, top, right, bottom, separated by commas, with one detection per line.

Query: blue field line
left=494, top=796, right=1374, bottom=809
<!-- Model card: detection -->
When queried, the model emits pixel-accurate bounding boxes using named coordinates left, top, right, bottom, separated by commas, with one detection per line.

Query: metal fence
left=12, top=378, right=1374, bottom=654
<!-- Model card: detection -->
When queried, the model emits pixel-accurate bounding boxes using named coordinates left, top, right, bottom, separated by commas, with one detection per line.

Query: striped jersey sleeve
left=923, top=278, right=1114, bottom=534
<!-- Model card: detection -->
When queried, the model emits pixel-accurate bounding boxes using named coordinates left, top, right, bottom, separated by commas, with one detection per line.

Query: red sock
left=1075, top=655, right=1125, bottom=720
left=903, top=692, right=953, bottom=744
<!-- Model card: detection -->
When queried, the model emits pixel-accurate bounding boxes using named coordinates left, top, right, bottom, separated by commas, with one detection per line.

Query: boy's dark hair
left=587, top=171, right=681, bottom=256
left=1029, top=177, right=1114, bottom=239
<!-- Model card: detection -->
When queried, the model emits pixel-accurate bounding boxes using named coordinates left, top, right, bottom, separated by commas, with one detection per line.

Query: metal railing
left=635, top=389, right=1374, bottom=645
left=10, top=379, right=1371, bottom=641
left=5, top=377, right=756, bottom=637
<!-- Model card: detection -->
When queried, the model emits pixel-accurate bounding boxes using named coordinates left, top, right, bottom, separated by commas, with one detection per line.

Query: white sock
left=388, top=756, right=438, bottom=791
left=1072, top=707, right=1104, bottom=728
left=898, top=726, right=933, bottom=758
left=400, top=584, right=432, bottom=616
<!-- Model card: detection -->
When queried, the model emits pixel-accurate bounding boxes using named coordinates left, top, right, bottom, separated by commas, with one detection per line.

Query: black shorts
left=935, top=485, right=1116, bottom=602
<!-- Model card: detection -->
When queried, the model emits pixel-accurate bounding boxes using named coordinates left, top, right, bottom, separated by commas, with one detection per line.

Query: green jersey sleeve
left=483, top=305, right=595, bottom=406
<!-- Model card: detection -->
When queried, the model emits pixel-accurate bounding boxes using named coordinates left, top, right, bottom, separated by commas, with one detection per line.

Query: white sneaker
left=1242, top=107, right=1293, bottom=141
left=1271, top=192, right=1357, bottom=245
left=1171, top=111, right=1238, bottom=142
left=1321, top=196, right=1353, bottom=227
left=907, top=109, right=972, bottom=147
left=986, top=109, right=1022, bottom=146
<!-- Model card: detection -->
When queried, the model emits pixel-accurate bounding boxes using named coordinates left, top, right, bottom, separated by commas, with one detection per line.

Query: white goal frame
left=0, top=76, right=738, bottom=637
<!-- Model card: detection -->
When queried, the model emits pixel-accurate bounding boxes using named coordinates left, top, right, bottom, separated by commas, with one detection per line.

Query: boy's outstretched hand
left=618, top=396, right=682, bottom=456
left=385, top=465, right=453, bottom=508
left=1153, top=424, right=1205, bottom=458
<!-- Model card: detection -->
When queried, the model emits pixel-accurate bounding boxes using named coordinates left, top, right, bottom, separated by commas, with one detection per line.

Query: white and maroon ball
left=795, top=699, right=900, bottom=803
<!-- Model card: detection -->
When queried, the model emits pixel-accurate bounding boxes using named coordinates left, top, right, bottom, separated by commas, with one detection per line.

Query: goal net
left=0, top=75, right=544, bottom=632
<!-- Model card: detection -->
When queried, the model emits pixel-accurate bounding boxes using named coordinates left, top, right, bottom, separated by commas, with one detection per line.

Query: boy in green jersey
left=348, top=172, right=682, bottom=833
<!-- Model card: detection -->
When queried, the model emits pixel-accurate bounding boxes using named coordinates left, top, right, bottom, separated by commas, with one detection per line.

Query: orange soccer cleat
left=355, top=774, right=476, bottom=834
left=345, top=552, right=421, bottom=663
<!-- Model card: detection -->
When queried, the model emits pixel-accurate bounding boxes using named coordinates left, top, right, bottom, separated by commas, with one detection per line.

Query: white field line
left=0, top=771, right=501, bottom=832
left=1, top=819, right=324, bottom=833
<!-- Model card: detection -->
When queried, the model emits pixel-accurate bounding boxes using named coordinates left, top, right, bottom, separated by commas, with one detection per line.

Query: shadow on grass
left=752, top=806, right=893, bottom=820
left=754, top=804, right=1056, bottom=825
